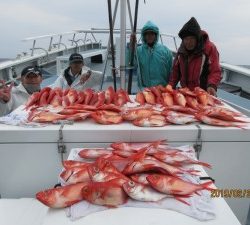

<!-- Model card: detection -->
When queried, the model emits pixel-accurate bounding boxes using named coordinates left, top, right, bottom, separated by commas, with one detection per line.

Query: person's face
left=144, top=31, right=156, bottom=45
left=70, top=61, right=83, bottom=74
left=183, top=36, right=197, bottom=51
left=21, top=72, right=42, bottom=86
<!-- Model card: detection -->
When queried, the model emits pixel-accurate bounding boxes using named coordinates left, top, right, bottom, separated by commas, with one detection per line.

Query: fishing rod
left=107, top=0, right=117, bottom=91
left=127, top=0, right=139, bottom=94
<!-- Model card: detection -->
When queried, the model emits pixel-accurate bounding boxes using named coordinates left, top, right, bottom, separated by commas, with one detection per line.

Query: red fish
left=91, top=111, right=123, bottom=125
left=123, top=180, right=168, bottom=202
left=28, top=111, right=66, bottom=122
left=78, top=148, right=113, bottom=159
left=130, top=173, right=151, bottom=185
left=75, top=91, right=85, bottom=104
left=50, top=95, right=62, bottom=107
left=135, top=92, right=145, bottom=105
left=114, top=89, right=127, bottom=106
left=142, top=89, right=156, bottom=105
left=173, top=90, right=186, bottom=107
left=97, top=104, right=121, bottom=112
left=81, top=179, right=128, bottom=207
left=164, top=105, right=197, bottom=115
left=84, top=88, right=94, bottom=105
left=64, top=167, right=91, bottom=185
left=62, top=160, right=91, bottom=170
left=194, top=87, right=208, bottom=106
left=178, top=87, right=196, bottom=97
left=67, top=89, right=78, bottom=105
left=186, top=96, right=200, bottom=110
left=165, top=84, right=173, bottom=93
left=89, top=92, right=98, bottom=105
left=123, top=157, right=198, bottom=177
left=122, top=108, right=157, bottom=121
left=25, top=92, right=41, bottom=109
left=195, top=113, right=247, bottom=128
left=162, top=110, right=198, bottom=125
left=111, top=140, right=166, bottom=151
left=62, top=96, right=71, bottom=107
left=104, top=86, right=115, bottom=104
left=133, top=115, right=167, bottom=127
left=153, top=151, right=211, bottom=168
left=36, top=183, right=86, bottom=208
left=147, top=174, right=214, bottom=196
left=94, top=91, right=105, bottom=107
left=162, top=92, right=174, bottom=106
left=202, top=107, right=248, bottom=122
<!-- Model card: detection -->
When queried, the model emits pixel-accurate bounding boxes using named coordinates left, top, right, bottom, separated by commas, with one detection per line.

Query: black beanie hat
left=178, top=17, right=201, bottom=40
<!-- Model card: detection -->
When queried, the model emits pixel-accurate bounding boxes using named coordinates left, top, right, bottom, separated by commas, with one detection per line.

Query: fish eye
left=128, top=181, right=135, bottom=187
left=82, top=186, right=89, bottom=193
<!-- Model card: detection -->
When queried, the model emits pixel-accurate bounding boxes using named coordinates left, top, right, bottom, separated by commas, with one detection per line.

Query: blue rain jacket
left=135, top=21, right=173, bottom=89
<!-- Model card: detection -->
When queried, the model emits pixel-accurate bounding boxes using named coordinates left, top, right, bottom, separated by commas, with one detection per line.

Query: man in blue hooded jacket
left=130, top=21, right=173, bottom=89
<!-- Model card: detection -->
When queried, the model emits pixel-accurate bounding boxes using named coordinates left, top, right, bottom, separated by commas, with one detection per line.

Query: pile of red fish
left=36, top=140, right=214, bottom=208
left=25, top=85, right=249, bottom=128
left=133, top=85, right=249, bottom=128
left=26, top=86, right=131, bottom=123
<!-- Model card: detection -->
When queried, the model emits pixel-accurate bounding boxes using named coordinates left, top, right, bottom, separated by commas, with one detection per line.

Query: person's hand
left=80, top=72, right=91, bottom=84
left=0, top=80, right=13, bottom=103
left=207, top=86, right=217, bottom=96
left=130, top=33, right=137, bottom=46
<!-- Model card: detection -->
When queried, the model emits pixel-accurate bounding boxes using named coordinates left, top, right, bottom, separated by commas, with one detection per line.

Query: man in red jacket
left=169, top=17, right=221, bottom=96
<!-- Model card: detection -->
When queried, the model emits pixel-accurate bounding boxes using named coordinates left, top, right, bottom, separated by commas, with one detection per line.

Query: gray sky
left=0, top=0, right=250, bottom=65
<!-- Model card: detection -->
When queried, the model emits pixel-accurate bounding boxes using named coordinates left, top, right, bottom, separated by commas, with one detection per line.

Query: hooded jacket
left=169, top=17, right=221, bottom=91
left=0, top=83, right=30, bottom=116
left=136, top=21, right=173, bottom=89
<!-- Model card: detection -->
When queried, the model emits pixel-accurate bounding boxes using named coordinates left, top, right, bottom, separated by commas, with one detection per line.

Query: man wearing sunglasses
left=0, top=66, right=42, bottom=116
left=53, top=53, right=92, bottom=90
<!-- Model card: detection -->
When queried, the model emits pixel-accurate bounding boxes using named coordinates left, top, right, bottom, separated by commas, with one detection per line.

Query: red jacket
left=169, top=31, right=221, bottom=91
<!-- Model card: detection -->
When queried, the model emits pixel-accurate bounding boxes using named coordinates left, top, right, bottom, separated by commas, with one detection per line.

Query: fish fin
left=174, top=195, right=191, bottom=206
left=186, top=169, right=200, bottom=175
left=201, top=181, right=215, bottom=191
left=194, top=191, right=201, bottom=196
left=197, top=161, right=212, bottom=169
left=130, top=148, right=148, bottom=161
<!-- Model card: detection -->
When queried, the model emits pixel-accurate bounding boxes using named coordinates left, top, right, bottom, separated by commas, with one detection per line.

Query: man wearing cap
left=169, top=17, right=221, bottom=96
left=0, top=66, right=42, bottom=116
left=53, top=53, right=92, bottom=90
left=130, top=21, right=173, bottom=89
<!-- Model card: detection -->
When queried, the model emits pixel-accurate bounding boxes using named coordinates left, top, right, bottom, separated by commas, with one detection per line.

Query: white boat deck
left=0, top=196, right=241, bottom=225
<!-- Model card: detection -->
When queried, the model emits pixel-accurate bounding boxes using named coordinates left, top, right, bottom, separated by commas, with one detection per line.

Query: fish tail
left=201, top=181, right=215, bottom=191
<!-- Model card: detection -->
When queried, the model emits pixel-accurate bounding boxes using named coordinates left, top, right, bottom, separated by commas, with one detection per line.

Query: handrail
left=220, top=62, right=250, bottom=78
left=22, top=32, right=75, bottom=42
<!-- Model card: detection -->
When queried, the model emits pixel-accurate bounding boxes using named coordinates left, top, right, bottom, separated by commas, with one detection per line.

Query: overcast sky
left=0, top=0, right=250, bottom=65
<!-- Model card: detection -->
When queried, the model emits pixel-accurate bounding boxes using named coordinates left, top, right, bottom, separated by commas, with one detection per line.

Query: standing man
left=53, top=53, right=92, bottom=90
left=131, top=21, right=173, bottom=89
left=0, top=66, right=42, bottom=116
left=169, top=17, right=221, bottom=96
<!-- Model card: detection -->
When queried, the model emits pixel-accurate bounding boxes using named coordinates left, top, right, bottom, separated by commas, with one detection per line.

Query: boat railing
left=0, top=30, right=103, bottom=82
left=220, top=62, right=250, bottom=92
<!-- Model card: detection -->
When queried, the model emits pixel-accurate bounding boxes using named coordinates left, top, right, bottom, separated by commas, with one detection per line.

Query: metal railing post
left=31, top=40, right=36, bottom=56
